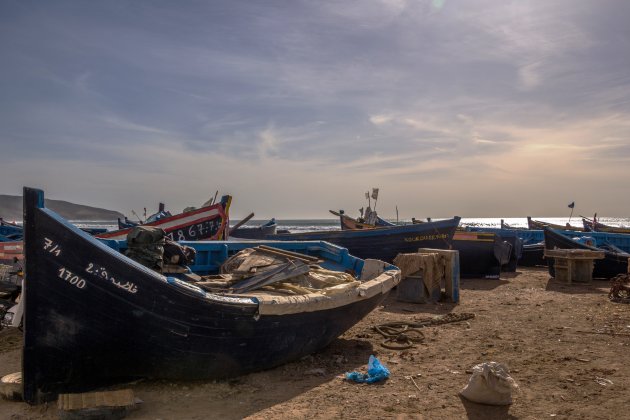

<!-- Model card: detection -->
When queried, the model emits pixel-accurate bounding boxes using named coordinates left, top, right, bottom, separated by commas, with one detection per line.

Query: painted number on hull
left=43, top=237, right=61, bottom=256
left=86, top=262, right=138, bottom=294
left=403, top=233, right=448, bottom=242
left=166, top=219, right=221, bottom=241
left=58, top=267, right=87, bottom=289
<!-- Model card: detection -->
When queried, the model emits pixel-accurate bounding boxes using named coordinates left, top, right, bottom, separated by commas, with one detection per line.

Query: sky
left=1, top=0, right=630, bottom=220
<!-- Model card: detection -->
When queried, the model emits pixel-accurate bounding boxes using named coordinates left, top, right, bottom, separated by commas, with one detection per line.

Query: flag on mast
left=568, top=202, right=575, bottom=208
left=371, top=188, right=379, bottom=200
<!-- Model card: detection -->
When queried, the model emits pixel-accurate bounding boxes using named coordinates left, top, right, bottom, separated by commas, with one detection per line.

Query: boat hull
left=97, top=197, right=231, bottom=241
left=528, top=217, right=584, bottom=231
left=518, top=243, right=546, bottom=267
left=22, top=188, right=398, bottom=404
left=230, top=223, right=277, bottom=239
left=452, top=232, right=512, bottom=278
left=268, top=217, right=461, bottom=263
left=543, top=228, right=629, bottom=279
left=0, top=222, right=23, bottom=242
left=330, top=210, right=395, bottom=230
left=583, top=218, right=630, bottom=234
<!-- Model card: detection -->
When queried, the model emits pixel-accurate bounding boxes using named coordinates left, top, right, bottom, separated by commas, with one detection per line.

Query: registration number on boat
left=166, top=219, right=221, bottom=241
left=58, top=267, right=87, bottom=289
left=403, top=233, right=449, bottom=242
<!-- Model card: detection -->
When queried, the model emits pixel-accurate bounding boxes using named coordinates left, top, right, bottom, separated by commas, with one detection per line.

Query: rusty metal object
left=608, top=274, right=630, bottom=303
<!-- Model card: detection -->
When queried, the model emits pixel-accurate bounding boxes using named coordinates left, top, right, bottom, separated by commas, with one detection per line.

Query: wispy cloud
left=1, top=1, right=630, bottom=216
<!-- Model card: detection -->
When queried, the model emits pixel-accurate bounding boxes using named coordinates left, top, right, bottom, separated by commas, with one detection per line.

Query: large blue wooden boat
left=467, top=226, right=630, bottom=267
left=330, top=211, right=518, bottom=277
left=543, top=227, right=629, bottom=279
left=450, top=231, right=514, bottom=278
left=0, top=219, right=23, bottom=242
left=268, top=216, right=461, bottom=263
left=1, top=219, right=105, bottom=242
left=21, top=187, right=400, bottom=404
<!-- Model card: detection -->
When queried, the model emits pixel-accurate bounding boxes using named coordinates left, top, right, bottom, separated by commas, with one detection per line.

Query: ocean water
left=72, top=216, right=630, bottom=233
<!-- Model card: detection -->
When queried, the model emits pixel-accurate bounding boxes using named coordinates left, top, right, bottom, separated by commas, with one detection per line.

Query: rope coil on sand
left=374, top=312, right=476, bottom=350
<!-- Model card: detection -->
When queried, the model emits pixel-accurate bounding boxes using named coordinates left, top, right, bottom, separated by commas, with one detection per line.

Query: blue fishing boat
left=1, top=219, right=105, bottom=241
left=21, top=187, right=400, bottom=404
left=230, top=218, right=282, bottom=239
left=336, top=218, right=513, bottom=277
left=467, top=226, right=630, bottom=267
left=451, top=231, right=513, bottom=278
left=268, top=217, right=461, bottom=263
left=0, top=219, right=23, bottom=242
left=331, top=210, right=518, bottom=277
left=543, top=227, right=629, bottom=279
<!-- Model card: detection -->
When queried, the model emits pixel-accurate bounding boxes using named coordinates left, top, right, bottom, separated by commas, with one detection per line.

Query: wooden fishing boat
left=2, top=220, right=103, bottom=241
left=451, top=231, right=513, bottom=278
left=543, top=227, right=629, bottom=279
left=485, top=230, right=523, bottom=272
left=230, top=218, right=279, bottom=239
left=268, top=217, right=461, bottom=263
left=3, top=196, right=231, bottom=265
left=470, top=226, right=630, bottom=251
left=471, top=231, right=522, bottom=272
left=582, top=217, right=594, bottom=231
left=97, top=196, right=232, bottom=241
left=582, top=217, right=630, bottom=234
left=468, top=225, right=630, bottom=268
left=332, top=212, right=519, bottom=277
left=527, top=216, right=585, bottom=231
left=117, top=216, right=140, bottom=230
left=21, top=187, right=400, bottom=404
left=329, top=210, right=395, bottom=230
left=519, top=242, right=546, bottom=267
left=0, top=232, right=21, bottom=242
left=117, top=203, right=172, bottom=230
left=335, top=213, right=517, bottom=276
left=0, top=219, right=23, bottom=242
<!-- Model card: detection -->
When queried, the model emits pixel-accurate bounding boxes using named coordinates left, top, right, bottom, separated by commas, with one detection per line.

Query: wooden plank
left=230, top=261, right=310, bottom=293
left=544, top=249, right=605, bottom=259
left=255, top=245, right=320, bottom=263
left=58, top=389, right=135, bottom=411
left=229, top=212, right=255, bottom=234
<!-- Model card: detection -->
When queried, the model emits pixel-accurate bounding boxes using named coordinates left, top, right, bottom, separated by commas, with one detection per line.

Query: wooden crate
left=544, top=249, right=605, bottom=284
left=393, top=249, right=460, bottom=303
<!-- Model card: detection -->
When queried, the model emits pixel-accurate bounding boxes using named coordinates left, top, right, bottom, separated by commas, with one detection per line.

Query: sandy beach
left=1, top=266, right=628, bottom=420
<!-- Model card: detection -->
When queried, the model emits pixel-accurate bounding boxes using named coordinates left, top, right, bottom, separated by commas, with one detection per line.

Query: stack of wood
left=193, top=245, right=360, bottom=295
left=197, top=246, right=322, bottom=294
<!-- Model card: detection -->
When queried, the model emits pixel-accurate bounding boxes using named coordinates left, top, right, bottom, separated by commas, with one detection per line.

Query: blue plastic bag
left=345, top=355, right=390, bottom=383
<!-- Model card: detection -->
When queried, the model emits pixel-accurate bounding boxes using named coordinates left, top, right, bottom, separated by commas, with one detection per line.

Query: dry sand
left=1, top=267, right=629, bottom=419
